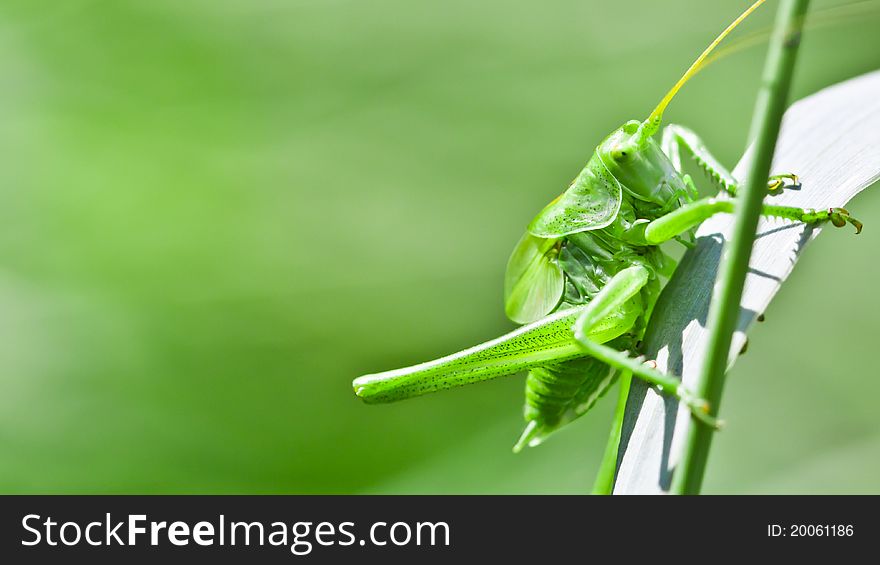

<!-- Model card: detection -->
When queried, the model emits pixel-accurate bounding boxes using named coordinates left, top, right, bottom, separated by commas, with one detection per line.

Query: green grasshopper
left=352, top=0, right=862, bottom=452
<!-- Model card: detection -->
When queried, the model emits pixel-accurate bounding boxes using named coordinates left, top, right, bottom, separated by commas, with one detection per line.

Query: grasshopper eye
left=611, top=148, right=630, bottom=161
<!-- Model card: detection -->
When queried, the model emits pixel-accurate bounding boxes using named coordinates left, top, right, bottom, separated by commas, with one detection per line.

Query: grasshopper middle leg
left=638, top=197, right=863, bottom=244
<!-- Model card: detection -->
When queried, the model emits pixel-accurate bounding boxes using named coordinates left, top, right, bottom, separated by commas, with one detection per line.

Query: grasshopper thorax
left=598, top=119, right=682, bottom=207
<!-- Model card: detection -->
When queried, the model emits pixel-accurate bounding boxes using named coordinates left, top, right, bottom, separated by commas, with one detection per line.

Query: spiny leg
left=570, top=265, right=718, bottom=427
left=762, top=204, right=862, bottom=233
left=662, top=124, right=799, bottom=196
left=635, top=197, right=862, bottom=245
left=661, top=124, right=737, bottom=193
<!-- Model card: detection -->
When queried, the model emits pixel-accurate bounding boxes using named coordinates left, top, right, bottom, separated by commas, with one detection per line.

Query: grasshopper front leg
left=570, top=265, right=719, bottom=428
left=662, top=124, right=799, bottom=195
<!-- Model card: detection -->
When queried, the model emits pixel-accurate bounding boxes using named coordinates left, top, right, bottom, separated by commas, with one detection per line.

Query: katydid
left=352, top=0, right=862, bottom=452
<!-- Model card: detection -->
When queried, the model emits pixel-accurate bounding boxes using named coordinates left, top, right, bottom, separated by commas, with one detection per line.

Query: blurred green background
left=1, top=0, right=878, bottom=494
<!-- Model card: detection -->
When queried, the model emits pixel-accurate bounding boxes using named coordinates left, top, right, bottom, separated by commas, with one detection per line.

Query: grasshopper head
left=597, top=120, right=681, bottom=205
left=607, top=120, right=642, bottom=161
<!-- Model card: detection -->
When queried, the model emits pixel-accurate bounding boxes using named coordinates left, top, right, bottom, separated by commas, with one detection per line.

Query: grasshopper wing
left=528, top=154, right=622, bottom=237
left=504, top=232, right=564, bottom=324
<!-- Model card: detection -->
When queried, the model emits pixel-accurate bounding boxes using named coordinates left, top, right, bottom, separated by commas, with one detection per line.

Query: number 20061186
left=768, top=525, right=854, bottom=537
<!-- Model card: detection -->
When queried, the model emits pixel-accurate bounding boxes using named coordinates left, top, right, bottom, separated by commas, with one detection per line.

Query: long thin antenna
left=639, top=0, right=767, bottom=139
left=696, top=0, right=880, bottom=75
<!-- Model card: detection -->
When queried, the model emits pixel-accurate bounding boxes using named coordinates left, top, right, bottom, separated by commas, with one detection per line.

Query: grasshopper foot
left=828, top=207, right=862, bottom=234
left=767, top=173, right=799, bottom=193
left=677, top=387, right=723, bottom=430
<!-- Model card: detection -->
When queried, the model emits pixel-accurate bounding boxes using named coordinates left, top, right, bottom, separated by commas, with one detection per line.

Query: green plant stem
left=591, top=371, right=632, bottom=494
left=671, top=0, right=810, bottom=495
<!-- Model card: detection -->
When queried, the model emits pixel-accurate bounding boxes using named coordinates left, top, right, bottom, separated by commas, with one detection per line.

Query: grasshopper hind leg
left=571, top=265, right=720, bottom=428
left=514, top=263, right=722, bottom=453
